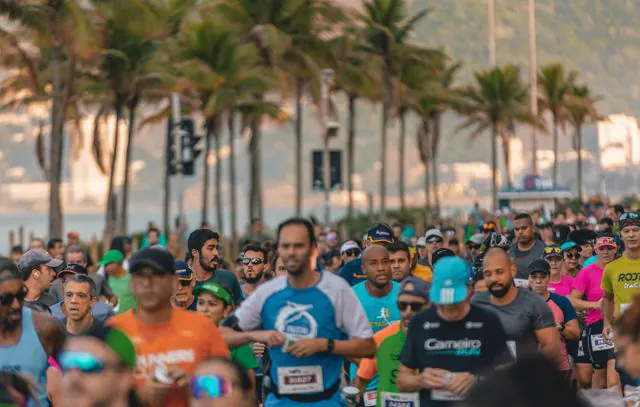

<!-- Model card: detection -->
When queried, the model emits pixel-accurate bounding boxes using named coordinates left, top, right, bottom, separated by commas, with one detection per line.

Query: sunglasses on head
left=242, top=258, right=264, bottom=266
left=544, top=247, right=562, bottom=255
left=0, top=286, right=28, bottom=306
left=191, top=375, right=232, bottom=400
left=59, top=351, right=121, bottom=374
left=620, top=212, right=640, bottom=222
left=343, top=249, right=360, bottom=257
left=397, top=301, right=427, bottom=312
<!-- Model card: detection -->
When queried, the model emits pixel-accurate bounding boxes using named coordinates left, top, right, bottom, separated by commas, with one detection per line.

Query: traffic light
left=166, top=118, right=201, bottom=176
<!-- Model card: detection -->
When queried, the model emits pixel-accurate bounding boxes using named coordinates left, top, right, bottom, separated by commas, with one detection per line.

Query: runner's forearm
left=396, top=365, right=425, bottom=392
left=332, top=338, right=375, bottom=359
left=602, top=293, right=615, bottom=326
left=219, top=327, right=256, bottom=347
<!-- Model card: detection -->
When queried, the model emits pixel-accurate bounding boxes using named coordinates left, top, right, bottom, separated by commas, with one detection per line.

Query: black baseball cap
left=432, top=248, right=455, bottom=266
left=57, top=263, right=88, bottom=278
left=527, top=259, right=550, bottom=275
left=129, top=248, right=175, bottom=275
left=568, top=229, right=597, bottom=245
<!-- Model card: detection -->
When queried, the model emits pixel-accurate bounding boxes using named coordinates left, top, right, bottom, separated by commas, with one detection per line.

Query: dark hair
left=614, top=204, right=625, bottom=214
left=387, top=241, right=410, bottom=258
left=110, top=236, right=128, bottom=253
left=187, top=229, right=220, bottom=260
left=270, top=253, right=280, bottom=272
left=64, top=274, right=97, bottom=297
left=251, top=218, right=261, bottom=225
left=9, top=245, right=23, bottom=254
left=0, top=258, right=19, bottom=280
left=21, top=265, right=39, bottom=281
left=65, top=244, right=87, bottom=263
left=47, top=238, right=63, bottom=250
left=599, top=217, right=614, bottom=227
left=242, top=244, right=268, bottom=261
left=147, top=227, right=160, bottom=236
left=449, top=238, right=460, bottom=246
left=514, top=213, right=532, bottom=223
left=276, top=217, right=316, bottom=246
left=199, top=357, right=254, bottom=394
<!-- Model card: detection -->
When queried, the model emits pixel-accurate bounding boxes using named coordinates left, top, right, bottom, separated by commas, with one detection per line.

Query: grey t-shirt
left=509, top=240, right=546, bottom=279
left=472, top=288, right=555, bottom=360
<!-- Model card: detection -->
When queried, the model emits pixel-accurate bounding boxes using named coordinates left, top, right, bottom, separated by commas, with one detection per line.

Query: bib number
left=431, top=389, right=463, bottom=401
left=276, top=366, right=323, bottom=395
left=364, top=390, right=377, bottom=406
left=381, top=392, right=420, bottom=407
left=590, top=334, right=614, bottom=352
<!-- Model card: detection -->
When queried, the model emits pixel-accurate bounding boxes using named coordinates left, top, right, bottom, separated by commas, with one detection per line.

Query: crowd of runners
left=1, top=202, right=640, bottom=406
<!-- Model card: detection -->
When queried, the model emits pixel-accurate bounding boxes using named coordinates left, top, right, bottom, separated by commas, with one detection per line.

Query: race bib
left=364, top=390, right=377, bottom=406
left=431, top=389, right=463, bottom=401
left=276, top=366, right=323, bottom=394
left=506, top=340, right=517, bottom=359
left=513, top=279, right=529, bottom=288
left=381, top=392, right=420, bottom=407
left=590, top=334, right=614, bottom=352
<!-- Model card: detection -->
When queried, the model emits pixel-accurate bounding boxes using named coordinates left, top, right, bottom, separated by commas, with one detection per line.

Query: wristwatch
left=327, top=339, right=335, bottom=354
left=559, top=322, right=566, bottom=332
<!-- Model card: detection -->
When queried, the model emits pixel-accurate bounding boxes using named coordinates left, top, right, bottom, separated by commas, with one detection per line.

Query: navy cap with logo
left=175, top=260, right=193, bottom=280
left=130, top=247, right=175, bottom=275
left=57, top=263, right=88, bottom=278
left=431, top=248, right=455, bottom=266
left=366, top=223, right=394, bottom=245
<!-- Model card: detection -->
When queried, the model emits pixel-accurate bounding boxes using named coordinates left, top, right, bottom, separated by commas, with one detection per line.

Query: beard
left=199, top=255, right=218, bottom=273
left=244, top=271, right=264, bottom=284
left=488, top=281, right=512, bottom=298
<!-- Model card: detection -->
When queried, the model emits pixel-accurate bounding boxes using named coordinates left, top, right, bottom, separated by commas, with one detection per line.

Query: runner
left=108, top=247, right=230, bottom=407
left=527, top=259, right=580, bottom=380
left=47, top=238, right=65, bottom=261
left=193, top=282, right=259, bottom=381
left=560, top=241, right=581, bottom=278
left=509, top=213, right=545, bottom=280
left=388, top=242, right=411, bottom=284
left=19, top=248, right=61, bottom=307
left=0, top=257, right=66, bottom=407
left=190, top=357, right=256, bottom=407
left=62, top=275, right=103, bottom=335
left=170, top=261, right=196, bottom=311
left=571, top=235, right=619, bottom=389
left=60, top=326, right=138, bottom=407
left=188, top=229, right=244, bottom=305
left=356, top=276, right=431, bottom=406
left=340, top=241, right=361, bottom=265
left=569, top=229, right=597, bottom=267
left=419, top=229, right=444, bottom=266
left=396, top=256, right=512, bottom=406
left=221, top=217, right=375, bottom=406
left=65, top=245, right=115, bottom=305
left=602, top=212, right=640, bottom=387
left=612, top=294, right=640, bottom=382
left=340, top=223, right=394, bottom=286
left=543, top=245, right=574, bottom=296
left=465, top=233, right=486, bottom=263
left=101, top=249, right=137, bottom=314
left=473, top=248, right=561, bottom=361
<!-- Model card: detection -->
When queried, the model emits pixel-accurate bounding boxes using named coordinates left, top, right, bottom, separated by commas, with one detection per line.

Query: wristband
left=327, top=339, right=335, bottom=354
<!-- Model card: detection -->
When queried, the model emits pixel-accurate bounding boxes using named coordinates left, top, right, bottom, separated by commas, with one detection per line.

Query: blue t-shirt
left=351, top=281, right=401, bottom=393
left=235, top=272, right=373, bottom=407
left=548, top=292, right=577, bottom=322
left=338, top=258, right=366, bottom=286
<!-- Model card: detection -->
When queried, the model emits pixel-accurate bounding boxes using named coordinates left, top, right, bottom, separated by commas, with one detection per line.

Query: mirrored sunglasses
left=59, top=351, right=120, bottom=374
left=242, top=258, right=264, bottom=266
left=191, top=375, right=232, bottom=400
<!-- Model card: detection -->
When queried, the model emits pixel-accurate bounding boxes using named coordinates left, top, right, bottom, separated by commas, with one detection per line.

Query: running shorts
left=586, top=319, right=615, bottom=369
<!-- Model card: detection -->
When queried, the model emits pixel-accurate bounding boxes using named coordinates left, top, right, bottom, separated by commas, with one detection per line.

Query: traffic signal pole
left=171, top=93, right=185, bottom=235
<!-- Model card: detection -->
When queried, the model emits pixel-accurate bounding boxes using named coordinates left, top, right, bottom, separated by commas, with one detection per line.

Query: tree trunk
left=228, top=112, right=238, bottom=257
left=105, top=104, right=123, bottom=240
left=491, top=125, right=498, bottom=211
left=398, top=108, right=406, bottom=212
left=295, top=77, right=304, bottom=216
left=576, top=126, right=583, bottom=201
left=347, top=95, right=356, bottom=222
left=249, top=106, right=263, bottom=222
left=120, top=97, right=138, bottom=235
left=501, top=134, right=513, bottom=189
left=417, top=120, right=432, bottom=210
left=431, top=113, right=441, bottom=216
left=214, top=124, right=224, bottom=237
left=380, top=76, right=390, bottom=219
left=163, top=124, right=171, bottom=238
left=48, top=22, right=65, bottom=239
left=552, top=119, right=558, bottom=187
left=202, top=120, right=213, bottom=225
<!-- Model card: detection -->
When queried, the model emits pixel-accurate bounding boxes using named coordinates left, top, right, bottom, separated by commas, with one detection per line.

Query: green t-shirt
left=231, top=343, right=259, bottom=371
left=376, top=329, right=406, bottom=406
left=108, top=273, right=137, bottom=314
left=601, top=254, right=640, bottom=317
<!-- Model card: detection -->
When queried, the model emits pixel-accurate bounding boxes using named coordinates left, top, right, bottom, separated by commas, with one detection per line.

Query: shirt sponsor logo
left=617, top=273, right=640, bottom=283
left=136, top=349, right=196, bottom=379
left=275, top=301, right=318, bottom=339
left=423, top=322, right=440, bottom=330
left=424, top=338, right=482, bottom=356
left=465, top=321, right=483, bottom=329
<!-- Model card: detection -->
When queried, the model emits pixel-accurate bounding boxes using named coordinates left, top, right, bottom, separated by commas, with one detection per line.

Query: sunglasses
left=191, top=375, right=232, bottom=400
left=178, top=279, right=192, bottom=287
left=565, top=252, right=580, bottom=260
left=397, top=301, right=427, bottom=312
left=0, top=286, right=28, bottom=306
left=466, top=243, right=482, bottom=250
left=242, top=258, right=264, bottom=266
left=620, top=212, right=640, bottom=222
left=426, top=238, right=443, bottom=244
left=544, top=247, right=562, bottom=255
left=343, top=249, right=360, bottom=257
left=59, top=351, right=120, bottom=374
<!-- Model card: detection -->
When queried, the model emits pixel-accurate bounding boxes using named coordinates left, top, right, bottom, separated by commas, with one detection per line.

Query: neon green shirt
left=108, top=273, right=137, bottom=314
left=601, top=254, right=640, bottom=317
left=231, top=343, right=259, bottom=371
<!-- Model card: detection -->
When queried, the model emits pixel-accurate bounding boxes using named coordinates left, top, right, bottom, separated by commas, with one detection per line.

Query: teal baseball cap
left=430, top=257, right=470, bottom=305
left=560, top=241, right=578, bottom=252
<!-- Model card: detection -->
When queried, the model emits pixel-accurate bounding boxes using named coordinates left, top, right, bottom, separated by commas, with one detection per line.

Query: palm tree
left=326, top=28, right=380, bottom=222
left=358, top=0, right=434, bottom=218
left=566, top=84, right=600, bottom=201
left=538, top=63, right=577, bottom=187
left=457, top=65, right=535, bottom=210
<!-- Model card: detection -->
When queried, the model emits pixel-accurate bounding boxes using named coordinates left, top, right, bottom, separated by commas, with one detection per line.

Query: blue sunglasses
left=59, top=351, right=120, bottom=374
left=191, top=375, right=232, bottom=400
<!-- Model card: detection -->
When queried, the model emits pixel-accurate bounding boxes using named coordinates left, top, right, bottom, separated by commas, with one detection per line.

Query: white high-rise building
left=598, top=114, right=640, bottom=169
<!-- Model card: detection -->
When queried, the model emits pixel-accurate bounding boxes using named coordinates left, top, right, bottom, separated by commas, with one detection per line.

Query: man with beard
left=220, top=217, right=375, bottom=406
left=0, top=257, right=66, bottom=407
left=509, top=213, right=546, bottom=281
left=60, top=325, right=138, bottom=407
left=388, top=241, right=413, bottom=282
left=109, top=247, right=229, bottom=407
left=356, top=277, right=431, bottom=406
left=240, top=244, right=269, bottom=297
left=396, top=257, right=512, bottom=406
left=473, top=248, right=561, bottom=362
left=170, top=261, right=196, bottom=311
left=188, top=229, right=244, bottom=305
left=19, top=248, right=62, bottom=307
left=63, top=275, right=102, bottom=335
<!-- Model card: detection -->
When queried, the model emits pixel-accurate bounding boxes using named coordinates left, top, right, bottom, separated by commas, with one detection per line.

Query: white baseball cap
left=340, top=240, right=360, bottom=254
left=425, top=229, right=443, bottom=241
